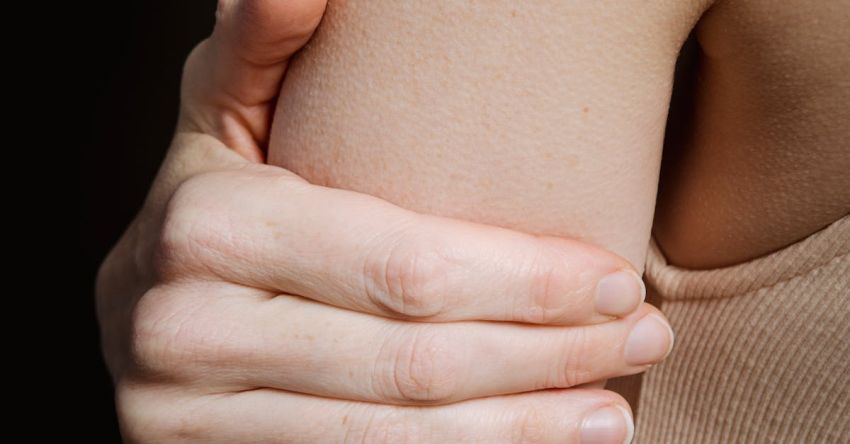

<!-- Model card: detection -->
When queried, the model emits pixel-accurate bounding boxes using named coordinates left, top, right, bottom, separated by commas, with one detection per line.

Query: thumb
left=178, top=0, right=328, bottom=162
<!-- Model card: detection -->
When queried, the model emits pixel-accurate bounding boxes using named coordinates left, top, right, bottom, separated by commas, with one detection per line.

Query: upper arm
left=268, top=0, right=709, bottom=270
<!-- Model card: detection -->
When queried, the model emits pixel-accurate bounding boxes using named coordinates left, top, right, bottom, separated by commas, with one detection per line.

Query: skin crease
left=269, top=0, right=710, bottom=271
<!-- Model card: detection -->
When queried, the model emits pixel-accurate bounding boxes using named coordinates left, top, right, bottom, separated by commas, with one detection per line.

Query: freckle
left=511, top=10, right=517, bottom=18
left=582, top=106, right=589, bottom=113
left=565, top=154, right=579, bottom=168
left=545, top=181, right=554, bottom=190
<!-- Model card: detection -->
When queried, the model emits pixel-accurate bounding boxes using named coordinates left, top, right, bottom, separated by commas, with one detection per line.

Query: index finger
left=159, top=165, right=645, bottom=325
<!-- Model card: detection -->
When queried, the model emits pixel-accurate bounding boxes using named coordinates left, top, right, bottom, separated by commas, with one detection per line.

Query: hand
left=96, top=1, right=674, bottom=442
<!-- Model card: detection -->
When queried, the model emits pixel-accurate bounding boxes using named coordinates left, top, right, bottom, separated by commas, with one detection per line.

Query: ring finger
left=138, top=282, right=673, bottom=406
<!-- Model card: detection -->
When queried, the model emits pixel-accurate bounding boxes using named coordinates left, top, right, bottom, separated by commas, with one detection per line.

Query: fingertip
left=623, top=312, right=675, bottom=366
left=594, top=269, right=645, bottom=317
left=529, top=236, right=645, bottom=325
left=581, top=404, right=634, bottom=444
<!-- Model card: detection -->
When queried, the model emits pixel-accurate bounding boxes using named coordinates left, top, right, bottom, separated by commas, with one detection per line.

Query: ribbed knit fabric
left=633, top=214, right=850, bottom=443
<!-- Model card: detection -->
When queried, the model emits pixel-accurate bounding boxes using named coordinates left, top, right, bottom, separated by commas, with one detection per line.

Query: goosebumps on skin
left=268, top=0, right=710, bottom=271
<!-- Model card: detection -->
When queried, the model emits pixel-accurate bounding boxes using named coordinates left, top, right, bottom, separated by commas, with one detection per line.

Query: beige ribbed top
left=621, top=214, right=849, bottom=443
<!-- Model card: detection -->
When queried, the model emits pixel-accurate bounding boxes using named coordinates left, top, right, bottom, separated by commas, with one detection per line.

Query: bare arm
left=269, top=0, right=709, bottom=270
left=97, top=2, right=677, bottom=442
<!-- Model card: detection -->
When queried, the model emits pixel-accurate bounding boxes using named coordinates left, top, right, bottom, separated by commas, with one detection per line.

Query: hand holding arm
left=96, top=2, right=671, bottom=442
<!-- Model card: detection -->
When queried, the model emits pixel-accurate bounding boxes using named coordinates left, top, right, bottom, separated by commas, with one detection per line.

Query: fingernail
left=581, top=405, right=634, bottom=444
left=624, top=314, right=675, bottom=366
left=595, top=270, right=645, bottom=317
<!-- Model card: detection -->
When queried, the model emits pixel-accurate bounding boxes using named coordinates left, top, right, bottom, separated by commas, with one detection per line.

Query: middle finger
left=149, top=282, right=673, bottom=406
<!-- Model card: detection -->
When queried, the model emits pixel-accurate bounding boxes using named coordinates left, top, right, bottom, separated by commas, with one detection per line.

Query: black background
left=81, top=2, right=217, bottom=441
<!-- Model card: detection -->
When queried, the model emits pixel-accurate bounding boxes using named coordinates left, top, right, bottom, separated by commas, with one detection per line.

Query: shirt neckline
left=645, top=214, right=850, bottom=300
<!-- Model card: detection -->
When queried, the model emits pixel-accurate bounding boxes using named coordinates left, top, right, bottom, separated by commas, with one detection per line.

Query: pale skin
left=270, top=0, right=850, bottom=271
left=269, top=0, right=707, bottom=270
left=97, top=1, right=671, bottom=443
left=97, top=0, right=850, bottom=443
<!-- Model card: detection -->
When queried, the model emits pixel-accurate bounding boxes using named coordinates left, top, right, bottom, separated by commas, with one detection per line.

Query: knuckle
left=515, top=248, right=569, bottom=325
left=116, top=384, right=209, bottom=442
left=154, top=172, right=235, bottom=279
left=115, top=385, right=159, bottom=442
left=129, top=287, right=223, bottom=378
left=379, top=327, right=459, bottom=404
left=513, top=406, right=551, bottom=444
left=365, top=238, right=449, bottom=319
left=556, top=328, right=593, bottom=388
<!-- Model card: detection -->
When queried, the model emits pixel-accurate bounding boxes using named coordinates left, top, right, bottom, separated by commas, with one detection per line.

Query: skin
left=267, top=0, right=849, bottom=437
left=269, top=0, right=709, bottom=270
left=96, top=1, right=673, bottom=442
left=654, top=0, right=850, bottom=268
left=271, top=0, right=850, bottom=272
left=98, top=0, right=848, bottom=442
